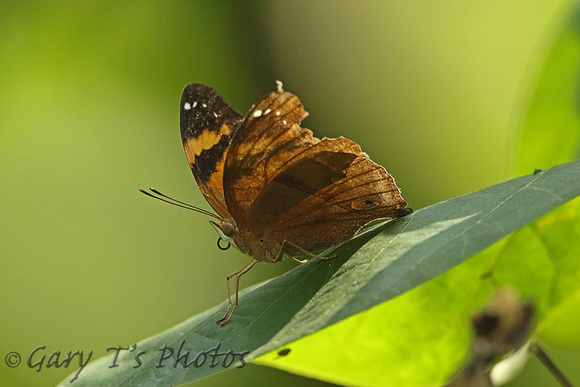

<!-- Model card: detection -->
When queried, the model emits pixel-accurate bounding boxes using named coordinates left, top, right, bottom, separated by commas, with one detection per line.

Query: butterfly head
left=209, top=219, right=238, bottom=250
left=209, top=219, right=277, bottom=261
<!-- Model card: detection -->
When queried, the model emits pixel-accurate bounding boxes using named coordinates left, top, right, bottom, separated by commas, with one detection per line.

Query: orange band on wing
left=183, top=124, right=232, bottom=165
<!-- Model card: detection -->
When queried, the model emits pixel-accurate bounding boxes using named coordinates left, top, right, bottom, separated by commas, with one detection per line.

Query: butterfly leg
left=216, top=258, right=258, bottom=326
left=276, top=240, right=336, bottom=264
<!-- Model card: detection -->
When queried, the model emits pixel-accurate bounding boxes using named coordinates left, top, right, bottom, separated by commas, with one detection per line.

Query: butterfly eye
left=220, top=221, right=235, bottom=236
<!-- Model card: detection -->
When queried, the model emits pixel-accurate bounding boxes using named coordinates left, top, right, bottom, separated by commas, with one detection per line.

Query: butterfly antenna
left=139, top=188, right=223, bottom=220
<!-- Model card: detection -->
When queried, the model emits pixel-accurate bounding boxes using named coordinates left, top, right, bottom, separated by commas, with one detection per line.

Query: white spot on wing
left=253, top=109, right=263, bottom=117
left=192, top=101, right=198, bottom=108
left=184, top=102, right=191, bottom=110
left=264, top=108, right=271, bottom=115
left=275, top=111, right=281, bottom=116
left=282, top=120, right=287, bottom=125
left=202, top=103, right=207, bottom=108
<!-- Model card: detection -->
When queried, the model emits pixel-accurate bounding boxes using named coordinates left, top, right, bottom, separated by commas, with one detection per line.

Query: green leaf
left=60, top=159, right=580, bottom=386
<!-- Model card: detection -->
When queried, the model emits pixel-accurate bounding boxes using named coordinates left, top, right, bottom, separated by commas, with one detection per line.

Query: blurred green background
left=0, top=1, right=578, bottom=386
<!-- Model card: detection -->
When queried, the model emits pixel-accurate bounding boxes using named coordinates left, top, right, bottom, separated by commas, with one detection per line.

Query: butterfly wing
left=180, top=83, right=244, bottom=219
left=255, top=143, right=407, bottom=252
left=224, top=89, right=408, bottom=252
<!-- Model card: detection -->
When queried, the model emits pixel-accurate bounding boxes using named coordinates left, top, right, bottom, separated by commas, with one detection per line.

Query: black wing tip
left=179, top=83, right=235, bottom=138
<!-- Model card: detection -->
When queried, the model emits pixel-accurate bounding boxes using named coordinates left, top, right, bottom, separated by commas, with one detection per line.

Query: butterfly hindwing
left=180, top=83, right=244, bottom=219
left=266, top=146, right=407, bottom=252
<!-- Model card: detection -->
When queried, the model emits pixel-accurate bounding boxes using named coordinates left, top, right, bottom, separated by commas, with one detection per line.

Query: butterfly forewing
left=180, top=84, right=244, bottom=219
left=223, top=91, right=318, bottom=225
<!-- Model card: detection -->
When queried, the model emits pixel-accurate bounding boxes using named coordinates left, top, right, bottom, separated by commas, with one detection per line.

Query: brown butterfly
left=142, top=82, right=411, bottom=325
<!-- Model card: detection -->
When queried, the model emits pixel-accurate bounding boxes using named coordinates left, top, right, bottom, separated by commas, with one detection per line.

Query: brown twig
left=529, top=341, right=573, bottom=387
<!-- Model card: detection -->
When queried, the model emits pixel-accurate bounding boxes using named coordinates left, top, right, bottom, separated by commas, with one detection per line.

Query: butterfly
left=142, top=82, right=411, bottom=325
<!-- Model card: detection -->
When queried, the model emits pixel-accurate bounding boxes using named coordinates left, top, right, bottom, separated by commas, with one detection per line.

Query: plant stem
left=529, top=341, right=573, bottom=387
